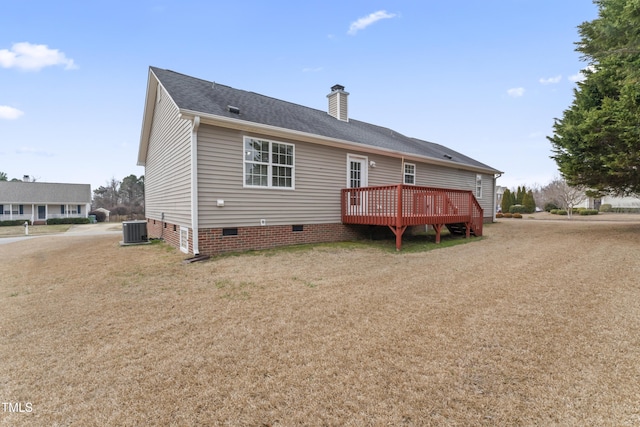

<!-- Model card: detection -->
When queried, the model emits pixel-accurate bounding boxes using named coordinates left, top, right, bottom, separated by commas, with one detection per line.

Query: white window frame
left=243, top=136, right=295, bottom=189
left=475, top=174, right=483, bottom=198
left=179, top=226, right=189, bottom=254
left=404, top=163, right=416, bottom=185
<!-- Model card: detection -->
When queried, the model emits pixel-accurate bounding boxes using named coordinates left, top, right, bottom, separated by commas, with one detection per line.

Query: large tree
left=92, top=174, right=145, bottom=218
left=548, top=0, right=640, bottom=196
left=544, top=177, right=587, bottom=218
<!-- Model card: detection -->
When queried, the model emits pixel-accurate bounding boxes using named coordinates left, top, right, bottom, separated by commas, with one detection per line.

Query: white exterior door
left=347, top=155, right=368, bottom=215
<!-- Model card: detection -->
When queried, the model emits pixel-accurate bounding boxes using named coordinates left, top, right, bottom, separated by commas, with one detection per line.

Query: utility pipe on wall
left=190, top=115, right=200, bottom=255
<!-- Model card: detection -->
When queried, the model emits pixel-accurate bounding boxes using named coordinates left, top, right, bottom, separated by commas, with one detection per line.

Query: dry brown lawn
left=1, top=216, right=640, bottom=426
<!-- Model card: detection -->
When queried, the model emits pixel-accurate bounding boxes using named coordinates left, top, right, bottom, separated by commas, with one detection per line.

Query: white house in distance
left=0, top=178, right=91, bottom=224
left=577, top=194, right=640, bottom=211
left=137, top=67, right=502, bottom=255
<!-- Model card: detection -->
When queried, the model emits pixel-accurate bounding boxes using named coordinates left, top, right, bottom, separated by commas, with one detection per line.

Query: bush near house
left=579, top=209, right=599, bottom=216
left=0, top=220, right=32, bottom=227
left=513, top=213, right=523, bottom=219
left=46, top=218, right=91, bottom=225
left=599, top=204, right=612, bottom=212
left=544, top=202, right=559, bottom=212
left=611, top=207, right=640, bottom=213
left=503, top=212, right=513, bottom=218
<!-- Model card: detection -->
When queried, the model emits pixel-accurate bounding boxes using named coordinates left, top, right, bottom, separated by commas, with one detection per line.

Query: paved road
left=0, top=223, right=123, bottom=245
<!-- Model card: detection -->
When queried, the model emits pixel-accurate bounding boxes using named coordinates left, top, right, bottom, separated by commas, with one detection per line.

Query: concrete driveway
left=0, top=222, right=123, bottom=245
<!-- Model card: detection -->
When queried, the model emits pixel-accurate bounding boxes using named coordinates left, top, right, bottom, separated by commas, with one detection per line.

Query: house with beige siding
left=137, top=67, right=502, bottom=255
left=0, top=180, right=91, bottom=224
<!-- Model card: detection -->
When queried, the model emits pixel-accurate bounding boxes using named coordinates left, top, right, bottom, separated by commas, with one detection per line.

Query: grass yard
left=1, top=217, right=640, bottom=425
left=0, top=224, right=72, bottom=237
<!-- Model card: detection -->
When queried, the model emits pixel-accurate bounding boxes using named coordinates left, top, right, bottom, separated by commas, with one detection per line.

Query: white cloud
left=0, top=105, right=24, bottom=120
left=0, top=42, right=77, bottom=71
left=569, top=65, right=596, bottom=83
left=348, top=10, right=396, bottom=35
left=507, top=87, right=525, bottom=98
left=539, top=75, right=562, bottom=85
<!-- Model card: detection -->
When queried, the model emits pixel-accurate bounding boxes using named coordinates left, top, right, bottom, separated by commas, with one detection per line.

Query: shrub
left=579, top=209, right=599, bottom=215
left=556, top=209, right=568, bottom=215
left=550, top=209, right=559, bottom=215
left=544, top=202, right=559, bottom=212
left=496, top=212, right=504, bottom=218
left=599, top=204, right=612, bottom=212
left=89, top=210, right=107, bottom=222
left=46, top=218, right=90, bottom=225
left=0, top=219, right=32, bottom=227
left=513, top=213, right=523, bottom=219
left=611, top=207, right=640, bottom=213
left=509, top=204, right=527, bottom=214
left=503, top=212, right=513, bottom=218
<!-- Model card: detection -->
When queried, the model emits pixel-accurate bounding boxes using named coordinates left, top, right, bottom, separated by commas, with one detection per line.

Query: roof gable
left=141, top=66, right=501, bottom=174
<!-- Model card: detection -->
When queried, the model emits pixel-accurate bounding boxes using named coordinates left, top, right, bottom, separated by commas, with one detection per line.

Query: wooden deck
left=341, top=184, right=483, bottom=250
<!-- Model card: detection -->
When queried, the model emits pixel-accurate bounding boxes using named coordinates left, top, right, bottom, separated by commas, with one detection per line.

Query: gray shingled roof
left=0, top=182, right=91, bottom=204
left=150, top=66, right=500, bottom=173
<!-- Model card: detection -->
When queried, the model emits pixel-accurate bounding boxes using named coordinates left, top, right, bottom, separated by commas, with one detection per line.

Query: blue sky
left=1, top=1, right=598, bottom=193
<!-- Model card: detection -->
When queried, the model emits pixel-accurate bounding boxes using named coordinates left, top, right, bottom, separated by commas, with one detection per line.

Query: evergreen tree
left=516, top=186, right=525, bottom=205
left=549, top=0, right=640, bottom=195
left=501, top=188, right=513, bottom=213
left=523, top=190, right=536, bottom=213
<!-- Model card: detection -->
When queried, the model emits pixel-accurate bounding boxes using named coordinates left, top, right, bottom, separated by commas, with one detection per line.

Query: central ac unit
left=122, top=220, right=148, bottom=243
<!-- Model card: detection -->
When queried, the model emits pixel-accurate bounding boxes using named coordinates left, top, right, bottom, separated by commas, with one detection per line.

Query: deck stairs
left=446, top=222, right=478, bottom=236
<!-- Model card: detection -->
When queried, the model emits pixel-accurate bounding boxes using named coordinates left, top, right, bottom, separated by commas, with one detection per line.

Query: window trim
left=243, top=136, right=295, bottom=190
left=475, top=174, right=483, bottom=199
left=403, top=163, right=416, bottom=185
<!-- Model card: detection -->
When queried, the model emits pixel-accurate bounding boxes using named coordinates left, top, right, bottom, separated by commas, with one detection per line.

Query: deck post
left=433, top=224, right=444, bottom=244
left=396, top=184, right=403, bottom=250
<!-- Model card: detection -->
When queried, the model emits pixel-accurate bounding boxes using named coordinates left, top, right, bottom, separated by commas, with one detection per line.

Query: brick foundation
left=146, top=218, right=365, bottom=256
left=147, top=218, right=189, bottom=252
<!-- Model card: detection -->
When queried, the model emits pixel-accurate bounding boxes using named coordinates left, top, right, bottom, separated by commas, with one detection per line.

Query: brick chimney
left=327, top=84, right=349, bottom=122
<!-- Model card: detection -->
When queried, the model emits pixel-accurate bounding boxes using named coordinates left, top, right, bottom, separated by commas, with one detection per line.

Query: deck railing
left=341, top=184, right=483, bottom=249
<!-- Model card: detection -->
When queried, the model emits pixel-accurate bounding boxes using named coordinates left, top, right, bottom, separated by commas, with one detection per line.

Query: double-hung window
left=475, top=174, right=483, bottom=198
left=404, top=163, right=416, bottom=185
left=244, top=137, right=294, bottom=188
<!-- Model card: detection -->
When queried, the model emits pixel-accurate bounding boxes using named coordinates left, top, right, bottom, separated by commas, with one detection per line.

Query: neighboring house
left=137, top=67, right=502, bottom=255
left=0, top=180, right=91, bottom=224
left=495, top=186, right=506, bottom=211
left=578, top=195, right=640, bottom=211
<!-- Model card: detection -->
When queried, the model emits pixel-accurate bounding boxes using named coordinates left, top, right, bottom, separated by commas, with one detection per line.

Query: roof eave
left=178, top=109, right=502, bottom=175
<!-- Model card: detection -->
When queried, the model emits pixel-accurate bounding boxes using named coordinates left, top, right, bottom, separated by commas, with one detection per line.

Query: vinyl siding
left=364, top=155, right=495, bottom=216
left=144, top=86, right=192, bottom=226
left=196, top=125, right=496, bottom=228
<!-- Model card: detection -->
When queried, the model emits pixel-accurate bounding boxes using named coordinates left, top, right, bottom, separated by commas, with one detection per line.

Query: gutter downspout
left=191, top=116, right=200, bottom=255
